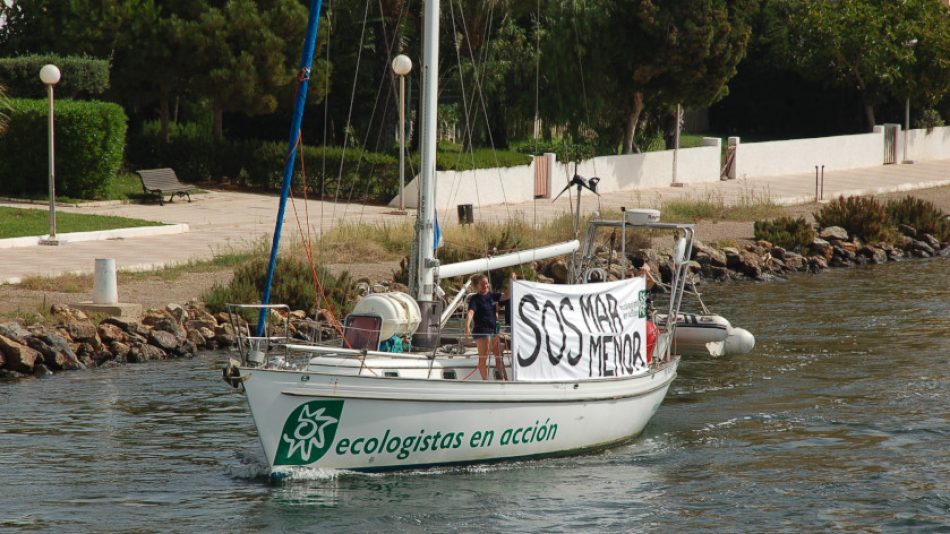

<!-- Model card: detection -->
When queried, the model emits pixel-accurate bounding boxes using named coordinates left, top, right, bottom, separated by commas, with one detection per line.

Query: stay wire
left=454, top=0, right=512, bottom=221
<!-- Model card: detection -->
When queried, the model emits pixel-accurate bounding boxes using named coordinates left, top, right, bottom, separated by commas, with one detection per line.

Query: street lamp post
left=39, top=64, right=61, bottom=245
left=392, top=54, right=413, bottom=211
left=671, top=103, right=684, bottom=187
left=903, top=38, right=918, bottom=165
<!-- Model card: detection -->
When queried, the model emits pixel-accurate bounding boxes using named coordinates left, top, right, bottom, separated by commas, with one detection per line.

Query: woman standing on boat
left=464, top=273, right=509, bottom=381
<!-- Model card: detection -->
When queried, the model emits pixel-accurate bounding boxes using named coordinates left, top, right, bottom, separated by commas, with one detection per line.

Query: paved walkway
left=1, top=159, right=948, bottom=284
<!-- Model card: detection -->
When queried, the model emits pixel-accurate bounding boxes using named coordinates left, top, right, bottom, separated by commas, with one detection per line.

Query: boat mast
left=412, top=0, right=440, bottom=302
left=258, top=0, right=325, bottom=335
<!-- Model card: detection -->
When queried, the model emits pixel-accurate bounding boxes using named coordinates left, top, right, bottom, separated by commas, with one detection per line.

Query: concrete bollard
left=92, top=258, right=118, bottom=304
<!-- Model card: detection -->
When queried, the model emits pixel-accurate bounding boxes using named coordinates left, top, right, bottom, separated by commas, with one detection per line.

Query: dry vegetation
left=2, top=186, right=947, bottom=320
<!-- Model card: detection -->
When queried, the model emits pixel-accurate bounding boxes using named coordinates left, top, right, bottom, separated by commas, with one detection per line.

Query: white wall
left=735, top=130, right=884, bottom=179
left=560, top=138, right=720, bottom=191
left=390, top=163, right=536, bottom=209
left=390, top=138, right=722, bottom=209
left=907, top=126, right=950, bottom=161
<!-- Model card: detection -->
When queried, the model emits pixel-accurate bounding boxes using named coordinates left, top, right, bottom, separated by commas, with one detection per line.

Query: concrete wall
left=906, top=126, right=950, bottom=161
left=556, top=137, right=721, bottom=191
left=390, top=125, right=950, bottom=208
left=391, top=138, right=722, bottom=209
left=391, top=163, right=536, bottom=210
left=734, top=130, right=885, bottom=179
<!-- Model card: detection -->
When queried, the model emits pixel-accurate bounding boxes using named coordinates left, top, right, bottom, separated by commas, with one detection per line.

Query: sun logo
left=274, top=400, right=345, bottom=465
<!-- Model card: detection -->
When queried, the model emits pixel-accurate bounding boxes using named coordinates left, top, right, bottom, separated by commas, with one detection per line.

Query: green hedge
left=0, top=55, right=110, bottom=99
left=129, top=121, right=531, bottom=202
left=0, top=98, right=127, bottom=199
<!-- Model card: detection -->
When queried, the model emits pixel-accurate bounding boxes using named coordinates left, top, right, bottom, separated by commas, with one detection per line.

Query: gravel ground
left=1, top=186, right=947, bottom=319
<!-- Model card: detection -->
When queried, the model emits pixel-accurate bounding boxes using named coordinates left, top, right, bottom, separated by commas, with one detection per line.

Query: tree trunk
left=213, top=105, right=224, bottom=141
left=622, top=92, right=644, bottom=155
left=159, top=83, right=170, bottom=143
left=852, top=67, right=876, bottom=131
left=862, top=102, right=876, bottom=132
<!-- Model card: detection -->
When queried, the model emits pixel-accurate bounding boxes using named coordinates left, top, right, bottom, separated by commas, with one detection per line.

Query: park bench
left=135, top=168, right=196, bottom=206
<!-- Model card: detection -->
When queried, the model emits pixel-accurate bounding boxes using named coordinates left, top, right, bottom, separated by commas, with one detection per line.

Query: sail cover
left=511, top=278, right=649, bottom=381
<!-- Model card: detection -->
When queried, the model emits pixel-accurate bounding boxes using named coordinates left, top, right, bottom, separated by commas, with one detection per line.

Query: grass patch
left=103, top=172, right=149, bottom=201
left=0, top=206, right=163, bottom=238
left=657, top=188, right=778, bottom=223
left=13, top=249, right=257, bottom=294
left=117, top=249, right=257, bottom=283
left=17, top=272, right=92, bottom=293
left=308, top=221, right=416, bottom=263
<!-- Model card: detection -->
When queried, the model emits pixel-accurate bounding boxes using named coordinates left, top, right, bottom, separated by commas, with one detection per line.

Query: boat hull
left=239, top=359, right=678, bottom=472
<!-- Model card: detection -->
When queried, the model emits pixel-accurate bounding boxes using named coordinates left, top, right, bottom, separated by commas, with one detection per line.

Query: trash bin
left=457, top=204, right=474, bottom=225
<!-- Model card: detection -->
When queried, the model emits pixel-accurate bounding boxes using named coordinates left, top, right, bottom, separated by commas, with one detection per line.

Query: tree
left=186, top=0, right=309, bottom=140
left=787, top=0, right=950, bottom=131
left=540, top=0, right=753, bottom=154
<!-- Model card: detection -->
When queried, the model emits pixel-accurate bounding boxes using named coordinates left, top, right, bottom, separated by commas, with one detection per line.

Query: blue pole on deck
left=258, top=0, right=325, bottom=336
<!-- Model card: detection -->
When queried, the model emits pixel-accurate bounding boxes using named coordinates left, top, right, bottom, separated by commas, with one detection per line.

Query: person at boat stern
left=465, top=273, right=508, bottom=381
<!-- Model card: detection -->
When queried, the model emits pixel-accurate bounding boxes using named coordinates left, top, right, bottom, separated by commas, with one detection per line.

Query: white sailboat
left=224, top=0, right=692, bottom=475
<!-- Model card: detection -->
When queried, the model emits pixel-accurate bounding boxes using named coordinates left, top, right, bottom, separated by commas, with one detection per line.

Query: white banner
left=511, top=278, right=649, bottom=381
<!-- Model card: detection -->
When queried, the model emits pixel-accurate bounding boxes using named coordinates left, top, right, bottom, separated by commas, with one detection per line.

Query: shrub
left=0, top=98, right=126, bottom=199
left=814, top=195, right=894, bottom=243
left=431, top=147, right=531, bottom=171
left=886, top=195, right=950, bottom=241
left=753, top=216, right=815, bottom=251
left=511, top=136, right=600, bottom=161
left=0, top=55, right=110, bottom=99
left=915, top=109, right=944, bottom=132
left=202, top=255, right=359, bottom=319
left=127, top=120, right=243, bottom=183
left=129, top=120, right=535, bottom=202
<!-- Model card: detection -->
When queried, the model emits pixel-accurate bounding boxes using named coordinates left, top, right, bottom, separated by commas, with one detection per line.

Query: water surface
left=1, top=258, right=948, bottom=532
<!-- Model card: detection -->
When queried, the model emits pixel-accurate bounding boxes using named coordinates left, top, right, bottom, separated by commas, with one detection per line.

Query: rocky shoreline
left=1, top=223, right=947, bottom=380
left=0, top=302, right=345, bottom=379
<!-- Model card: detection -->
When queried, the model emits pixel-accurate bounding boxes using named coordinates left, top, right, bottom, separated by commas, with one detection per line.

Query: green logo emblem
left=638, top=289, right=649, bottom=318
left=274, top=400, right=344, bottom=465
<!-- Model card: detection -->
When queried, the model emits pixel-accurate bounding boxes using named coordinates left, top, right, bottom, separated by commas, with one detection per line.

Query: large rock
left=898, top=224, right=917, bottom=238
left=63, top=321, right=98, bottom=343
left=215, top=324, right=237, bottom=348
left=857, top=245, right=888, bottom=264
left=832, top=245, right=857, bottom=262
left=895, top=235, right=916, bottom=251
left=808, top=255, right=828, bottom=271
left=912, top=240, right=935, bottom=256
left=148, top=330, right=180, bottom=353
left=809, top=238, right=834, bottom=260
left=0, top=334, right=42, bottom=374
left=26, top=334, right=84, bottom=371
left=921, top=233, right=941, bottom=249
left=102, top=317, right=152, bottom=338
left=782, top=254, right=807, bottom=271
left=0, top=322, right=31, bottom=343
left=152, top=317, right=187, bottom=342
left=97, top=323, right=128, bottom=344
left=692, top=240, right=728, bottom=268
left=110, top=341, right=131, bottom=361
left=185, top=319, right=217, bottom=333
left=819, top=226, right=849, bottom=241
left=186, top=329, right=209, bottom=350
left=131, top=343, right=166, bottom=362
left=165, top=303, right=189, bottom=323
left=736, top=250, right=763, bottom=279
